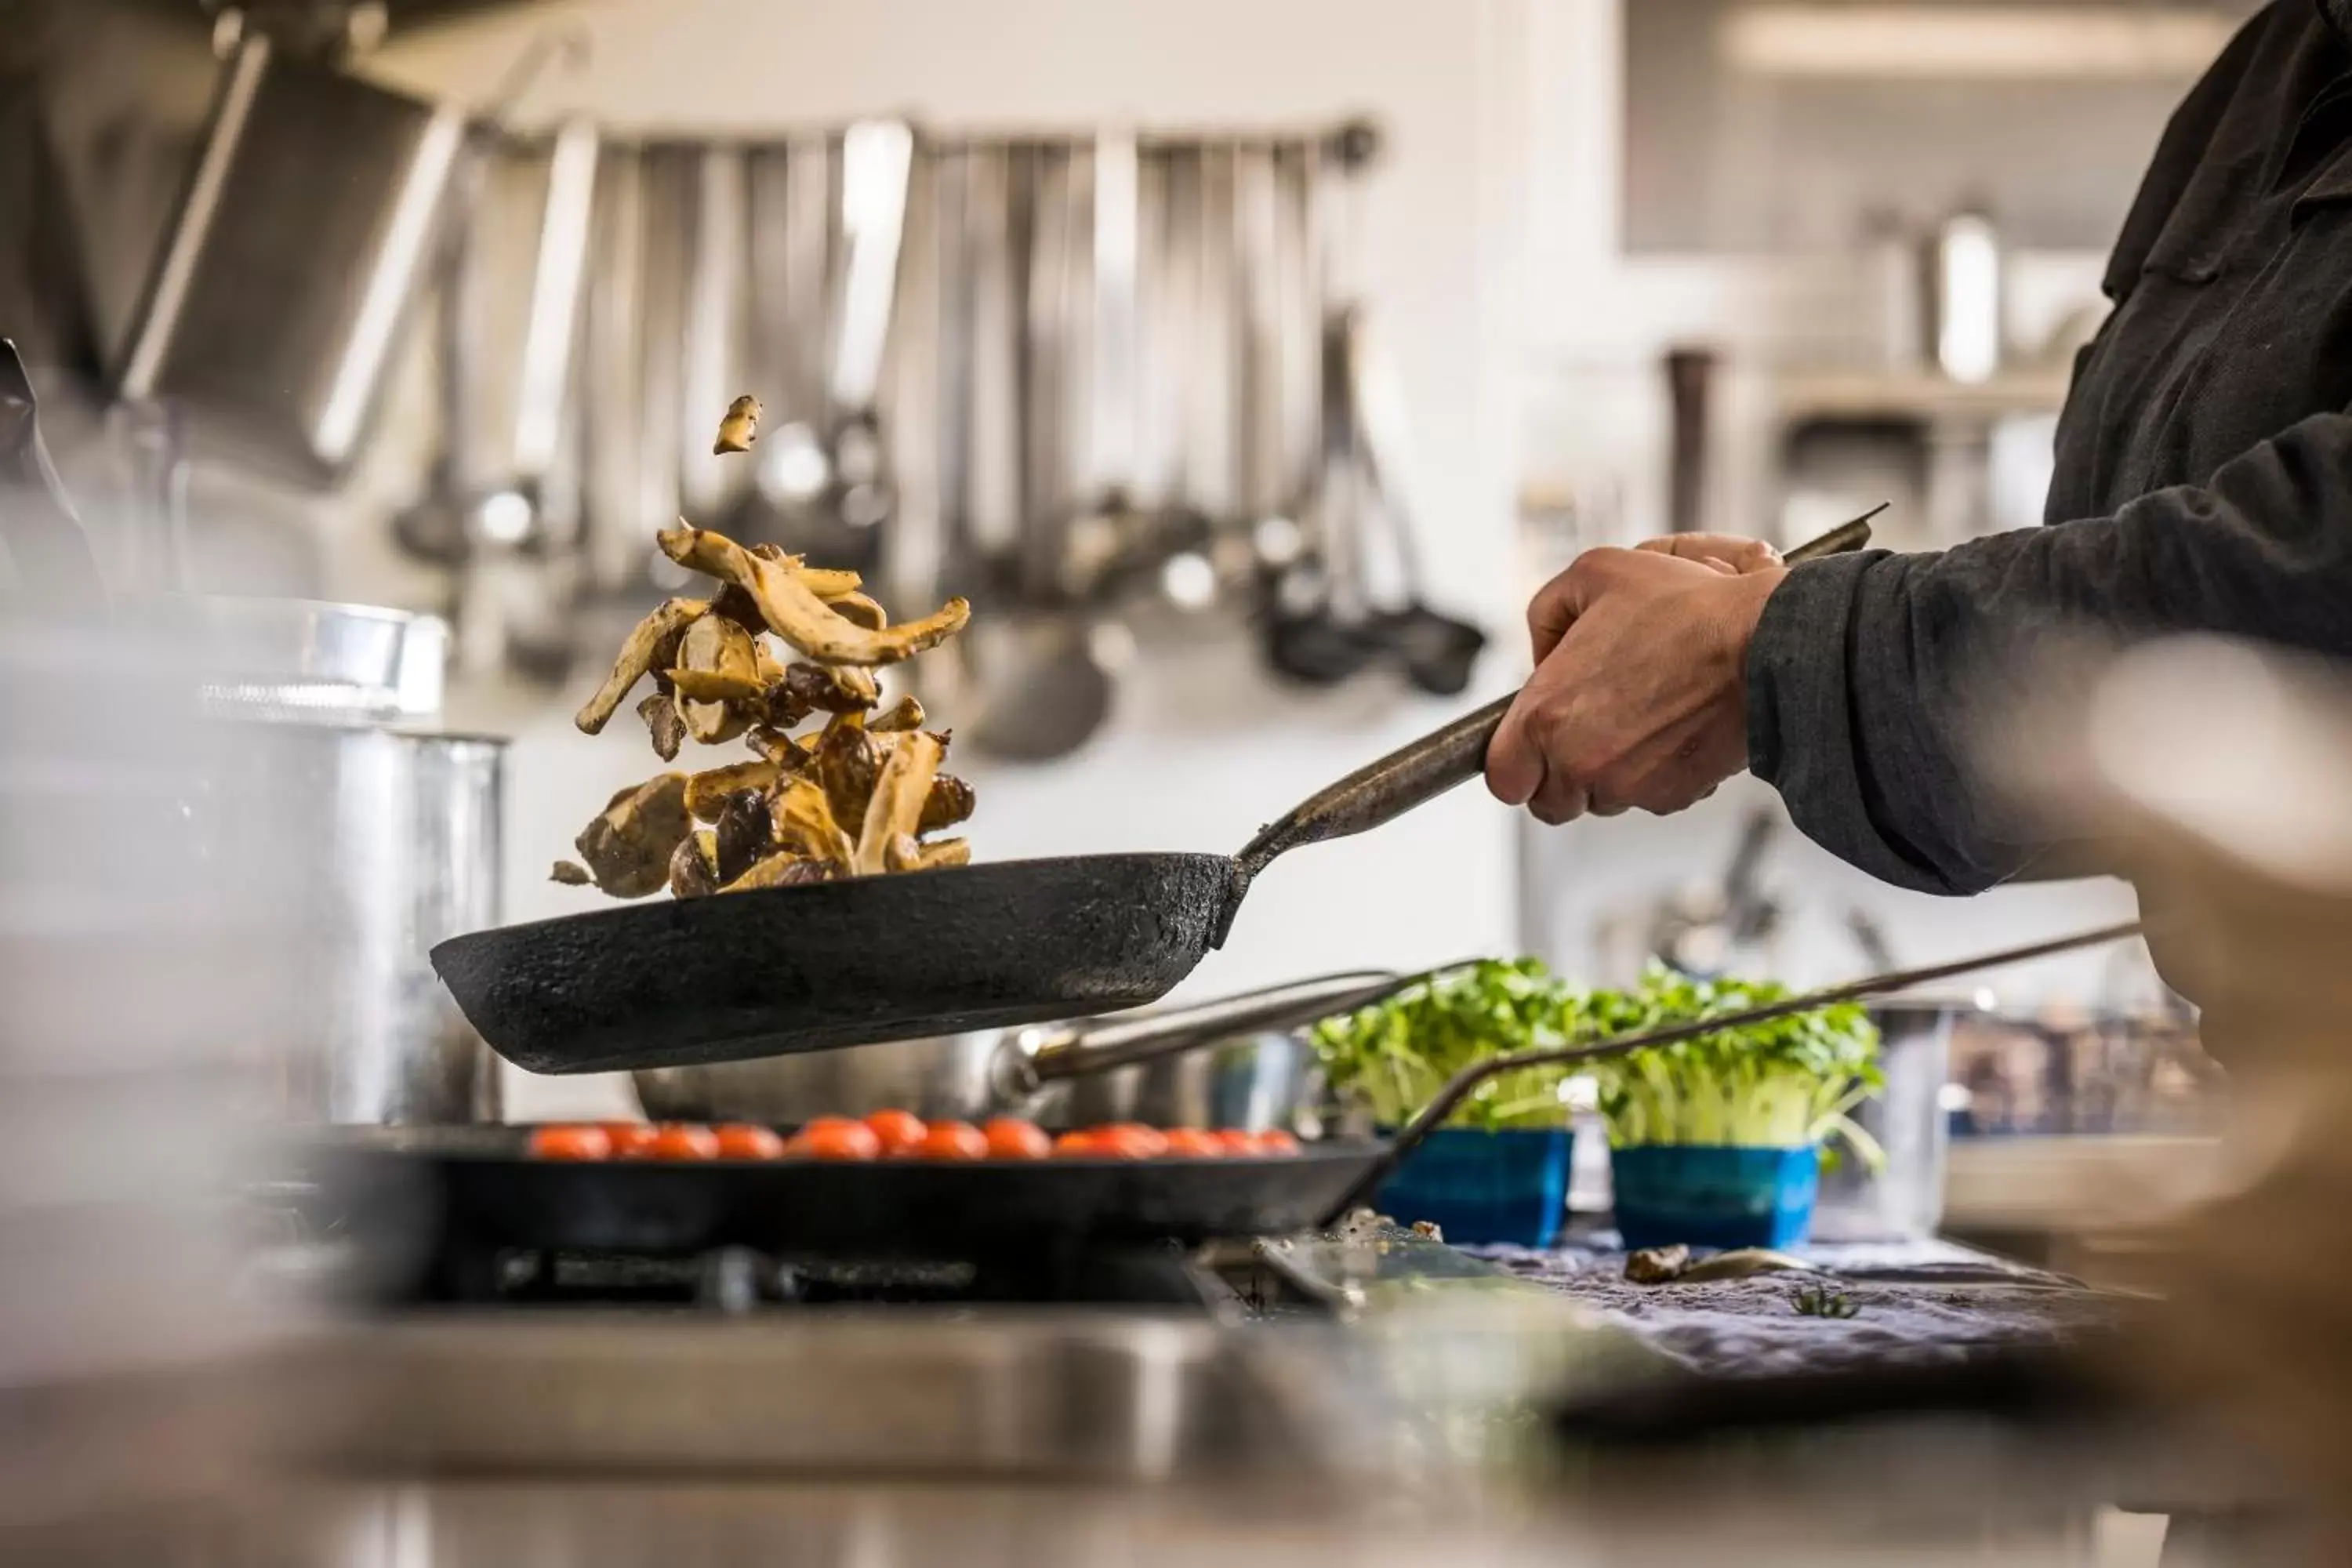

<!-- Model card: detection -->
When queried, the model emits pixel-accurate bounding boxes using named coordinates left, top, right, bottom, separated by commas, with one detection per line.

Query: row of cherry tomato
left=526, top=1112, right=1302, bottom=1163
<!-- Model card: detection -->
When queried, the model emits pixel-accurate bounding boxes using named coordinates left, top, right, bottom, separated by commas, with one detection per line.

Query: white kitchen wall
left=361, top=0, right=1533, bottom=1117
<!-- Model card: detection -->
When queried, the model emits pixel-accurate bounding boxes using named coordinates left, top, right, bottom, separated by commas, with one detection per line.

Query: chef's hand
left=1488, top=543, right=1787, bottom=823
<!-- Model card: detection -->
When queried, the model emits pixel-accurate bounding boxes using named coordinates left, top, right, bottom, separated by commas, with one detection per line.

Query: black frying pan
left=435, top=514, right=1885, bottom=1074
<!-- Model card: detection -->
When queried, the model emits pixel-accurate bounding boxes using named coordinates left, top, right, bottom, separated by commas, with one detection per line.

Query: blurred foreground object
left=2009, top=636, right=2352, bottom=1545
left=0, top=603, right=303, bottom=1537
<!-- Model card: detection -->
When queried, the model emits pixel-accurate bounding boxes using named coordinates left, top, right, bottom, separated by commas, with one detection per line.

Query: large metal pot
left=632, top=970, right=1396, bottom=1130
left=165, top=594, right=506, bottom=1126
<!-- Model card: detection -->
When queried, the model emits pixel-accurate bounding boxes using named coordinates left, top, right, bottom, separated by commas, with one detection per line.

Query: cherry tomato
left=1255, top=1130, right=1301, bottom=1156
left=1103, top=1123, right=1171, bottom=1158
left=1069, top=1125, right=1161, bottom=1160
left=864, top=1108, right=930, bottom=1157
left=529, top=1123, right=612, bottom=1161
left=789, top=1116, right=880, bottom=1160
left=1052, top=1130, right=1109, bottom=1157
left=982, top=1117, right=1053, bottom=1160
left=916, top=1120, right=989, bottom=1160
left=647, top=1123, right=720, bottom=1160
left=1210, top=1129, right=1259, bottom=1156
left=712, top=1123, right=786, bottom=1160
left=603, top=1122, right=662, bottom=1158
left=1160, top=1128, right=1224, bottom=1159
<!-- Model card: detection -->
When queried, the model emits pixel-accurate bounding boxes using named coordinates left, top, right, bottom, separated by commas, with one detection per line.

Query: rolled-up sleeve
left=1746, top=407, right=2352, bottom=895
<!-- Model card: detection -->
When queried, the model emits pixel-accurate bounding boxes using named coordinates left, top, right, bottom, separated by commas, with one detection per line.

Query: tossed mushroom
left=913, top=837, right=971, bottom=871
left=723, top=851, right=844, bottom=892
left=684, top=757, right=783, bottom=822
left=746, top=541, right=863, bottom=601
left=575, top=597, right=706, bottom=734
left=670, top=612, right=767, bottom=704
left=637, top=691, right=688, bottom=762
left=867, top=694, right=925, bottom=733
left=669, top=832, right=721, bottom=898
left=575, top=773, right=693, bottom=898
left=659, top=525, right=969, bottom=666
left=919, top=772, right=976, bottom=835
left=713, top=394, right=760, bottom=454
left=550, top=859, right=592, bottom=886
left=815, top=720, right=886, bottom=831
left=713, top=789, right=775, bottom=884
left=854, top=731, right=943, bottom=876
left=770, top=774, right=858, bottom=865
left=782, top=660, right=880, bottom=714
left=746, top=725, right=816, bottom=772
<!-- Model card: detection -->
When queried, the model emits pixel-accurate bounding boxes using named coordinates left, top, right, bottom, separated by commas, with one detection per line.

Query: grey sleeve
left=1745, top=406, right=2352, bottom=895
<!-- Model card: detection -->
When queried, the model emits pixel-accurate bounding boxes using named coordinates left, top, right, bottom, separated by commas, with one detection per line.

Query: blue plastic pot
left=1374, top=1127, right=1574, bottom=1247
left=1610, top=1144, right=1820, bottom=1251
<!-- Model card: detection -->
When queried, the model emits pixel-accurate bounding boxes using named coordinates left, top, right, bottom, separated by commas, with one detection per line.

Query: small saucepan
left=630, top=969, right=1403, bottom=1129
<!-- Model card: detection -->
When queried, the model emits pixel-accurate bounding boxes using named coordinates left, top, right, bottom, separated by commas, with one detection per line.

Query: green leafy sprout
left=1791, top=1285, right=1860, bottom=1319
left=1308, top=958, right=1885, bottom=1167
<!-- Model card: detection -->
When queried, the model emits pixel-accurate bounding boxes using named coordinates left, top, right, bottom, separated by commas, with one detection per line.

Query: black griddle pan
left=315, top=1127, right=1385, bottom=1264
left=435, top=515, right=1882, bottom=1075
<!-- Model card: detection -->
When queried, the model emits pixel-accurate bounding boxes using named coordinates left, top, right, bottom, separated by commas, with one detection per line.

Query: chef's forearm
left=1745, top=406, right=2352, bottom=894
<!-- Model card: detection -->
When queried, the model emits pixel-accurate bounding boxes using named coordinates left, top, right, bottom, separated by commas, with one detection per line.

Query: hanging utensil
left=961, top=136, right=1125, bottom=764
left=772, top=118, right=913, bottom=572
left=725, top=137, right=830, bottom=550
left=1341, top=305, right=1487, bottom=696
left=0, top=339, right=106, bottom=608
left=434, top=517, right=1880, bottom=1076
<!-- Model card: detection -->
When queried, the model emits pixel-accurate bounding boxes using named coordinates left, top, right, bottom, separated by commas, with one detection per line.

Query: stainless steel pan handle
left=997, top=968, right=1414, bottom=1098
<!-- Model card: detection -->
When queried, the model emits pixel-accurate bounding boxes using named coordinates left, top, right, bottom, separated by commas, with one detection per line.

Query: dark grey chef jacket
left=1748, top=0, right=2352, bottom=895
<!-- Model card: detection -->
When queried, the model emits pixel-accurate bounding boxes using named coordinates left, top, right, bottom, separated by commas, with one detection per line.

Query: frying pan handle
left=1218, top=509, right=1886, bottom=935
left=1001, top=969, right=1412, bottom=1097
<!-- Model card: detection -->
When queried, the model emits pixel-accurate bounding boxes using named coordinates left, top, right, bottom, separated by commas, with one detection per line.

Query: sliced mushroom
left=713, top=788, right=775, bottom=884
left=722, top=851, right=844, bottom=892
left=713, top=394, right=760, bottom=454
left=747, top=726, right=817, bottom=772
left=882, top=833, right=924, bottom=873
left=747, top=541, right=862, bottom=601
left=669, top=831, right=721, bottom=898
left=659, top=526, right=969, bottom=666
left=550, top=859, right=593, bottom=886
left=669, top=613, right=767, bottom=704
left=684, top=757, right=783, bottom=822
left=636, top=691, right=688, bottom=762
left=867, top=694, right=925, bottom=733
left=783, top=660, right=880, bottom=714
left=815, top=720, right=885, bottom=831
left=829, top=592, right=887, bottom=631
left=918, top=772, right=976, bottom=834
left=575, top=772, right=693, bottom=898
left=575, top=597, right=707, bottom=734
left=854, top=731, right=943, bottom=876
left=710, top=582, right=770, bottom=634
left=769, top=773, right=857, bottom=865
left=913, top=837, right=971, bottom=871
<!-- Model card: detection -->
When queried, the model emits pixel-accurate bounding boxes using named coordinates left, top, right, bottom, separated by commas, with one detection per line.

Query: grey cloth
left=1748, top=0, right=2352, bottom=895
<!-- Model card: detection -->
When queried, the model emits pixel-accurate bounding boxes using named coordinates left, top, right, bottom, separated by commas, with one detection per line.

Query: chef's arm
left=1746, top=406, right=2352, bottom=895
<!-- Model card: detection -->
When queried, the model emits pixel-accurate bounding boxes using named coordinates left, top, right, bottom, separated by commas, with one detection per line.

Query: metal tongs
left=0, top=339, right=107, bottom=610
